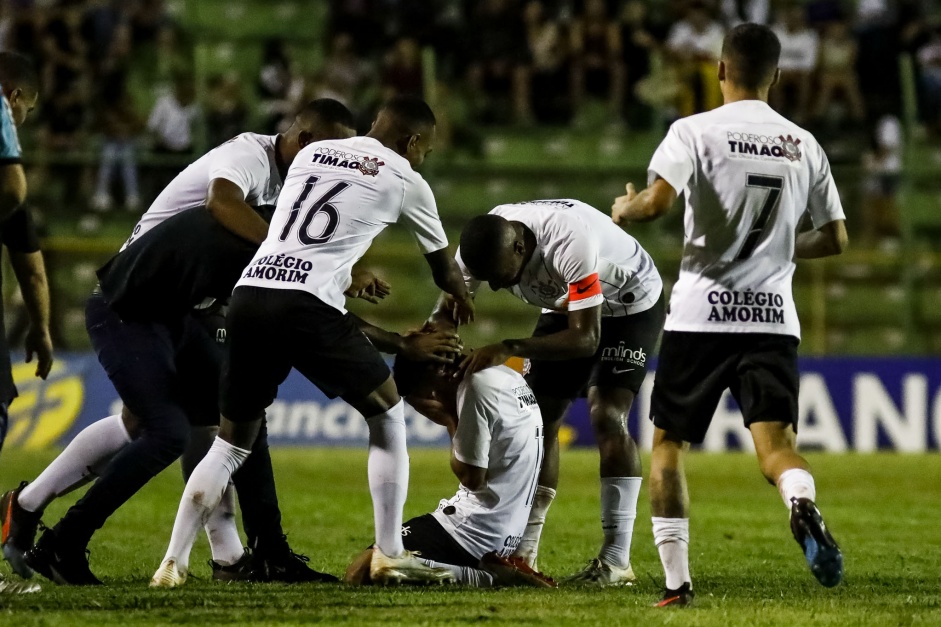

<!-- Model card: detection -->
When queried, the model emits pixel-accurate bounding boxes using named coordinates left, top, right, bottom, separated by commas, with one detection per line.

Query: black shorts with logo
left=525, top=294, right=665, bottom=400
left=401, top=513, right=479, bottom=568
left=220, top=286, right=391, bottom=422
left=650, top=331, right=800, bottom=444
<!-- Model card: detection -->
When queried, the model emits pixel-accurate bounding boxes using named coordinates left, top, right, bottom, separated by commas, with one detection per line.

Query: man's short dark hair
left=459, top=214, right=508, bottom=279
left=721, top=23, right=781, bottom=90
left=379, top=95, right=436, bottom=134
left=0, top=52, right=38, bottom=94
left=297, top=98, right=355, bottom=130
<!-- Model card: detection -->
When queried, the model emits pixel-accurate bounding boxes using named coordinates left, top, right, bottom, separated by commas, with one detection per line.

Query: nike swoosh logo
left=612, top=367, right=635, bottom=374
left=576, top=280, right=597, bottom=295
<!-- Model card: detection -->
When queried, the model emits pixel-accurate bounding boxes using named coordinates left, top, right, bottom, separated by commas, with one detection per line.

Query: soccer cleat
left=655, top=582, right=694, bottom=607
left=1, top=482, right=42, bottom=578
left=790, top=497, right=843, bottom=588
left=25, top=529, right=102, bottom=586
left=210, top=550, right=257, bottom=583
left=561, top=557, right=636, bottom=586
left=343, top=548, right=375, bottom=585
left=150, top=558, right=188, bottom=588
left=479, top=552, right=557, bottom=588
left=255, top=547, right=338, bottom=583
left=511, top=546, right=539, bottom=573
left=369, top=546, right=455, bottom=586
left=0, top=574, right=40, bottom=594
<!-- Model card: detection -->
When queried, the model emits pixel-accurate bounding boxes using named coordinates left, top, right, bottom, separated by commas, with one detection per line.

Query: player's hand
left=451, top=293, right=475, bottom=326
left=401, top=330, right=463, bottom=364
left=25, top=325, right=53, bottom=380
left=346, top=269, right=391, bottom=304
left=611, top=182, right=637, bottom=226
left=456, top=342, right=511, bottom=379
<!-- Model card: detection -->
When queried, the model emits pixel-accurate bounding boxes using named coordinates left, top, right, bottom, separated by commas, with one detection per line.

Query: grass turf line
left=1, top=448, right=940, bottom=625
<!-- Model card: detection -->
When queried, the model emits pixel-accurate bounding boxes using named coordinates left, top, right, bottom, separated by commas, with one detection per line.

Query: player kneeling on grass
left=346, top=350, right=555, bottom=588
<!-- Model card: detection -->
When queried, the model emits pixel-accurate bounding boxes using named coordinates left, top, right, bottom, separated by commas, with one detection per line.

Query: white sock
left=18, top=414, right=131, bottom=512
left=514, top=486, right=556, bottom=564
left=777, top=468, right=816, bottom=509
left=366, top=402, right=409, bottom=558
left=652, top=517, right=691, bottom=590
left=598, top=477, right=641, bottom=569
left=162, top=438, right=250, bottom=571
left=205, top=482, right=244, bottom=566
left=416, top=557, right=494, bottom=587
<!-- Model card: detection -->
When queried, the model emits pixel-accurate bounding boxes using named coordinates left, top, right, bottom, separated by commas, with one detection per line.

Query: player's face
left=9, top=88, right=38, bottom=126
left=483, top=241, right=526, bottom=291
left=404, top=126, right=436, bottom=169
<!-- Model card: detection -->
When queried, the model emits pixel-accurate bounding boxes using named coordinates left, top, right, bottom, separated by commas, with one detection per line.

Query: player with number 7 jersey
left=611, top=23, right=847, bottom=605
left=152, top=96, right=475, bottom=589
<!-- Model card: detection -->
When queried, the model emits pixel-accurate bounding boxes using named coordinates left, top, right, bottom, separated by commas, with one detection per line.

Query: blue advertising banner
left=5, top=353, right=941, bottom=452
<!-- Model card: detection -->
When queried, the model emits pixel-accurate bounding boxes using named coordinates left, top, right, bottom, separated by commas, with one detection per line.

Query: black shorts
left=220, top=286, right=391, bottom=422
left=401, top=514, right=479, bottom=568
left=526, top=294, right=664, bottom=400
left=650, top=331, right=800, bottom=444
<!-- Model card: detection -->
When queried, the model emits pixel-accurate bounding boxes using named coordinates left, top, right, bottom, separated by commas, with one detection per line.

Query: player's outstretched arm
left=206, top=178, right=271, bottom=245
left=458, top=305, right=601, bottom=377
left=424, top=248, right=475, bottom=325
left=345, top=265, right=391, bottom=304
left=611, top=178, right=677, bottom=225
left=352, top=315, right=462, bottom=364
left=795, top=219, right=848, bottom=259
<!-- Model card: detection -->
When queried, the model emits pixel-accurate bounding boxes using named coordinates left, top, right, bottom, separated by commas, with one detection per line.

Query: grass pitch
left=1, top=448, right=940, bottom=626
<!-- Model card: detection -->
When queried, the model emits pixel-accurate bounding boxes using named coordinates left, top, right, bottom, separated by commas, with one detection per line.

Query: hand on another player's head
left=346, top=268, right=392, bottom=304
left=611, top=182, right=637, bottom=226
left=451, top=293, right=476, bottom=326
left=455, top=342, right=511, bottom=379
left=401, top=326, right=463, bottom=364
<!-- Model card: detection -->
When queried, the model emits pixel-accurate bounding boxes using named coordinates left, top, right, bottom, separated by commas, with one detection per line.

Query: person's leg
left=649, top=427, right=692, bottom=594
left=92, top=142, right=117, bottom=210
left=119, top=141, right=140, bottom=210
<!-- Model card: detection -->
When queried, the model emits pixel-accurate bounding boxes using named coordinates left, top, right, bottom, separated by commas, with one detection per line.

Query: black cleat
left=25, top=529, right=102, bottom=586
left=1, top=482, right=42, bottom=578
left=210, top=550, right=258, bottom=582
left=655, top=582, right=694, bottom=607
left=790, top=497, right=843, bottom=588
left=254, top=536, right=338, bottom=583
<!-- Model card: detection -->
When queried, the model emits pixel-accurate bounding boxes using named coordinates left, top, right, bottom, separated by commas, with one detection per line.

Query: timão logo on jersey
left=601, top=342, right=646, bottom=367
left=727, top=132, right=802, bottom=162
left=513, top=384, right=538, bottom=412
left=311, top=148, right=384, bottom=176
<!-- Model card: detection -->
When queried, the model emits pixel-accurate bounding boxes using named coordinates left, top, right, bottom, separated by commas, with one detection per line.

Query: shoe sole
left=371, top=568, right=454, bottom=586
left=794, top=509, right=844, bottom=588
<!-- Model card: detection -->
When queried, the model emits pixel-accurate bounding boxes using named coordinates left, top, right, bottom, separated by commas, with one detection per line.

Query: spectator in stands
left=862, top=114, right=903, bottom=248
left=618, top=0, right=661, bottom=129
left=129, top=0, right=170, bottom=46
left=91, top=19, right=141, bottom=213
left=257, top=38, right=295, bottom=133
left=772, top=3, right=818, bottom=124
left=39, top=3, right=88, bottom=97
left=570, top=0, right=624, bottom=126
left=665, top=1, right=725, bottom=116
left=154, top=21, right=190, bottom=88
left=380, top=37, right=424, bottom=100
left=916, top=29, right=941, bottom=136
left=81, top=0, right=126, bottom=68
left=523, top=0, right=570, bottom=125
left=814, top=20, right=865, bottom=124
left=720, top=0, right=771, bottom=26
left=319, top=32, right=371, bottom=110
left=205, top=73, right=247, bottom=147
left=466, top=0, right=531, bottom=124
left=147, top=73, right=198, bottom=193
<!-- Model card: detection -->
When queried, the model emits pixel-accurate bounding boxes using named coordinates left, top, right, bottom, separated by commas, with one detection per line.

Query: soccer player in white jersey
left=611, top=24, right=847, bottom=606
left=152, top=96, right=475, bottom=587
left=433, top=198, right=664, bottom=585
left=346, top=350, right=554, bottom=588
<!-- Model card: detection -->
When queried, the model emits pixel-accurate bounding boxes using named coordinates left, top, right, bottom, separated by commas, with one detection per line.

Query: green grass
left=1, top=449, right=940, bottom=625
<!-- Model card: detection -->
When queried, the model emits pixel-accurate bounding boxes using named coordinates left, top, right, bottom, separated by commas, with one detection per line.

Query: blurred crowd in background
left=0, top=0, right=936, bottom=227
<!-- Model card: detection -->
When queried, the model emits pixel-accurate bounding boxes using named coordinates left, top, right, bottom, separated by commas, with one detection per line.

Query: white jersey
left=431, top=365, right=543, bottom=559
left=649, top=100, right=845, bottom=339
left=237, top=136, right=449, bottom=313
left=457, top=200, right=662, bottom=317
left=123, top=133, right=281, bottom=250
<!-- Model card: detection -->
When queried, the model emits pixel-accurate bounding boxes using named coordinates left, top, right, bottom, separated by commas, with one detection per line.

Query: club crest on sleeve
left=358, top=157, right=384, bottom=176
